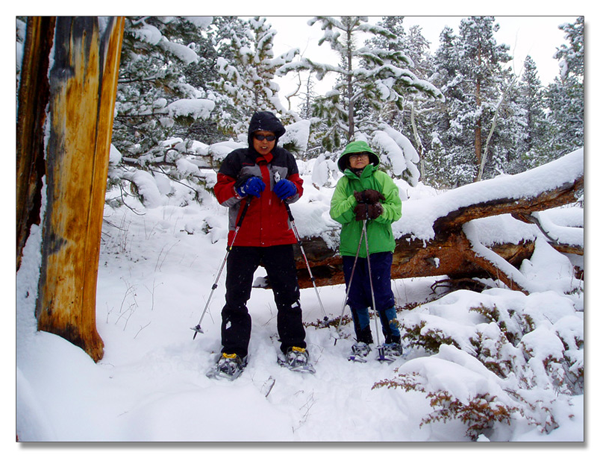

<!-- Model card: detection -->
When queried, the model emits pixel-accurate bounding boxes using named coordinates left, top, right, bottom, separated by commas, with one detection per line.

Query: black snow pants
left=221, top=244, right=306, bottom=358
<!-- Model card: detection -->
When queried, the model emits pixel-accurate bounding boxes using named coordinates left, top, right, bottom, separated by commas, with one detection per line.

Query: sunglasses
left=349, top=153, right=369, bottom=159
left=255, top=134, right=276, bottom=141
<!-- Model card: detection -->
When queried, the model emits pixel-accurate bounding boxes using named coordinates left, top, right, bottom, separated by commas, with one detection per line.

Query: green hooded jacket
left=330, top=141, right=402, bottom=257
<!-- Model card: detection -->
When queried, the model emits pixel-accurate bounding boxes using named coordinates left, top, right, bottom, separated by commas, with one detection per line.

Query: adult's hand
left=273, top=179, right=297, bottom=200
left=236, top=176, right=265, bottom=198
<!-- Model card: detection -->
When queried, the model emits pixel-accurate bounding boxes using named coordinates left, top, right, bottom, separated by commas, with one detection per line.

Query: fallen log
left=294, top=231, right=537, bottom=291
left=294, top=150, right=584, bottom=294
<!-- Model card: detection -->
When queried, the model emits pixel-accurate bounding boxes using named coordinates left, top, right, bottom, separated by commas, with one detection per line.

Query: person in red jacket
left=211, top=111, right=309, bottom=379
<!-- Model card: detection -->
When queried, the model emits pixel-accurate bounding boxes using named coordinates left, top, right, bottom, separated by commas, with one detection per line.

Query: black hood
left=248, top=111, right=286, bottom=141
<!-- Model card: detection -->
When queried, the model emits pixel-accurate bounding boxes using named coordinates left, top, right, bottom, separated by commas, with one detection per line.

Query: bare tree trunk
left=16, top=17, right=56, bottom=271
left=28, top=17, right=125, bottom=362
left=346, top=29, right=355, bottom=140
left=409, top=102, right=425, bottom=177
left=474, top=82, right=483, bottom=166
left=476, top=77, right=518, bottom=182
left=474, top=45, right=483, bottom=168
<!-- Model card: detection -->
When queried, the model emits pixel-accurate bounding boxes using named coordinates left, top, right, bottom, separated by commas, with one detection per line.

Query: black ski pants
left=221, top=244, right=306, bottom=358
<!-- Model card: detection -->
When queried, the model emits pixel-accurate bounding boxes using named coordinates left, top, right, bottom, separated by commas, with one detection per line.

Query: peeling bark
left=16, top=17, right=56, bottom=270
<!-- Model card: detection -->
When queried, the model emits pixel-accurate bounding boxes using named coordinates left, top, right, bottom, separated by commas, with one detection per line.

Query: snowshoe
left=348, top=342, right=371, bottom=363
left=382, top=342, right=403, bottom=358
left=374, top=343, right=401, bottom=363
left=206, top=353, right=247, bottom=381
left=277, top=346, right=316, bottom=374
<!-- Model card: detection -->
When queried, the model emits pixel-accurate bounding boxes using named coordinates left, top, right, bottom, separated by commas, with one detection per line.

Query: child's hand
left=354, top=189, right=385, bottom=203
left=354, top=202, right=384, bottom=221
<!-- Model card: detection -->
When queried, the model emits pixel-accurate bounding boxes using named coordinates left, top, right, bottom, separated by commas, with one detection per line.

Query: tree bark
left=30, top=17, right=124, bottom=362
left=16, top=17, right=56, bottom=271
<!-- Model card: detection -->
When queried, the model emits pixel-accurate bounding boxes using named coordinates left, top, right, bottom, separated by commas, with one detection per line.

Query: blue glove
left=273, top=179, right=297, bottom=200
left=236, top=176, right=265, bottom=198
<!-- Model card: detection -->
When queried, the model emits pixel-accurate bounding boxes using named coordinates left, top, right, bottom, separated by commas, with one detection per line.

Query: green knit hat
left=337, top=140, right=379, bottom=172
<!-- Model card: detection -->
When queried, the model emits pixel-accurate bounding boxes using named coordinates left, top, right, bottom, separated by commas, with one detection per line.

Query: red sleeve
left=214, top=173, right=238, bottom=204
left=288, top=172, right=304, bottom=198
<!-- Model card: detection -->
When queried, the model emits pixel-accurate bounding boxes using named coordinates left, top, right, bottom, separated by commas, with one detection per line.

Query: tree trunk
left=474, top=83, right=482, bottom=166
left=474, top=44, right=483, bottom=167
left=16, top=17, right=56, bottom=271
left=30, top=17, right=124, bottom=362
left=346, top=30, right=355, bottom=140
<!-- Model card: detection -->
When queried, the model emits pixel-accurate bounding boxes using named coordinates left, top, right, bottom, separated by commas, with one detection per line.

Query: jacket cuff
left=232, top=187, right=243, bottom=200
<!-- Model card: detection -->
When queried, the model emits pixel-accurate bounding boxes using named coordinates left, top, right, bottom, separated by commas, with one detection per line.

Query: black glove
left=369, top=202, right=384, bottom=219
left=354, top=203, right=368, bottom=221
left=354, top=202, right=384, bottom=221
left=354, top=189, right=385, bottom=204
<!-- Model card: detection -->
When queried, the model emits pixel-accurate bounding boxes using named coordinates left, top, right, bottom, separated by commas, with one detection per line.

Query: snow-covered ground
left=16, top=149, right=584, bottom=445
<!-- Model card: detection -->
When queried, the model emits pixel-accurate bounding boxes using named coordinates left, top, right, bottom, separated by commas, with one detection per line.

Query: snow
left=208, top=139, right=246, bottom=162
left=160, top=39, right=199, bottom=65
left=131, top=23, right=162, bottom=46
left=123, top=170, right=163, bottom=208
left=394, top=148, right=583, bottom=241
left=280, top=119, right=311, bottom=153
left=109, top=144, right=122, bottom=165
left=15, top=143, right=584, bottom=444
left=166, top=99, right=215, bottom=120
left=182, top=17, right=212, bottom=30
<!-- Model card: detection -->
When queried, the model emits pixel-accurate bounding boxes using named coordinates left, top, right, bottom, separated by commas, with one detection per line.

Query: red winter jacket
left=214, top=146, right=304, bottom=247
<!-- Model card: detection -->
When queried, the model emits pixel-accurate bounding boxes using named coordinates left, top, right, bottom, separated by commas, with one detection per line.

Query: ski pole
left=332, top=223, right=366, bottom=344
left=191, top=196, right=253, bottom=339
left=283, top=201, right=329, bottom=323
left=362, top=213, right=392, bottom=362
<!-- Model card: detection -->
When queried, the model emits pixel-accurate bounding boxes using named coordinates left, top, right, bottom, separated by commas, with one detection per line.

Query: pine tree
left=180, top=16, right=247, bottom=144
left=213, top=16, right=298, bottom=136
left=459, top=17, right=513, bottom=179
left=517, top=56, right=552, bottom=169
left=361, top=18, right=440, bottom=184
left=545, top=17, right=584, bottom=159
left=427, top=17, right=514, bottom=186
left=279, top=16, right=441, bottom=152
left=361, top=17, right=408, bottom=128
left=110, top=16, right=231, bottom=209
left=399, top=25, right=436, bottom=181
left=113, top=16, right=216, bottom=160
left=426, top=26, right=474, bottom=187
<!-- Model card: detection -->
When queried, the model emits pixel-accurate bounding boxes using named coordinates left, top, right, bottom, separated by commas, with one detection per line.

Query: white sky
left=267, top=16, right=579, bottom=103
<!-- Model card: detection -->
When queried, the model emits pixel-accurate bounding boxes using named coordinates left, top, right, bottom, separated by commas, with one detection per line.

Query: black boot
left=351, top=307, right=373, bottom=344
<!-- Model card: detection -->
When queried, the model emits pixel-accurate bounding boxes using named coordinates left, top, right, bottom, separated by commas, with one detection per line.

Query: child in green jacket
left=330, top=140, right=403, bottom=361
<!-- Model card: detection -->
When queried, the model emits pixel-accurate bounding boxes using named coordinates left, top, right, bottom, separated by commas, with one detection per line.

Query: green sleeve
left=329, top=177, right=357, bottom=224
left=373, top=172, right=402, bottom=225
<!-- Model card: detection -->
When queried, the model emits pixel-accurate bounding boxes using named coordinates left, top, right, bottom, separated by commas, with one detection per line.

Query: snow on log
left=294, top=149, right=583, bottom=294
